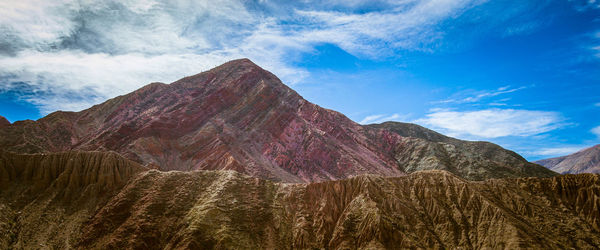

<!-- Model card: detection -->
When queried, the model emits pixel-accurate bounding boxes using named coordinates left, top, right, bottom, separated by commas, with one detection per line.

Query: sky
left=0, top=0, right=599, bottom=161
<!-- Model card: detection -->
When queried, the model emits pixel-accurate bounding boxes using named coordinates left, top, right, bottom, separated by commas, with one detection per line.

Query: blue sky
left=0, top=0, right=599, bottom=160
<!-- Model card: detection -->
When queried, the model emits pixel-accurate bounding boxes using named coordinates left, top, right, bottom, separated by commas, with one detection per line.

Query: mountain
left=366, top=122, right=553, bottom=180
left=1, top=152, right=598, bottom=249
left=535, top=144, right=600, bottom=174
left=0, top=58, right=555, bottom=182
left=0, top=59, right=401, bottom=182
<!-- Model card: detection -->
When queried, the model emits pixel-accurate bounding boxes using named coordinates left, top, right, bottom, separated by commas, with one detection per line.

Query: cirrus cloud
left=532, top=146, right=588, bottom=156
left=415, top=108, right=566, bottom=138
left=358, top=113, right=411, bottom=124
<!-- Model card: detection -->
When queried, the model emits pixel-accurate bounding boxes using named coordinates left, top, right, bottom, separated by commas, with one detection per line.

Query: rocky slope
left=536, top=144, right=600, bottom=174
left=1, top=153, right=598, bottom=249
left=0, top=116, right=9, bottom=128
left=0, top=59, right=554, bottom=182
left=366, top=122, right=555, bottom=180
left=0, top=151, right=147, bottom=249
left=367, top=121, right=455, bottom=143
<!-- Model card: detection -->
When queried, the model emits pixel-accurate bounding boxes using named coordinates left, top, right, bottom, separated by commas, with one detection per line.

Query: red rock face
left=0, top=59, right=403, bottom=182
left=0, top=59, right=554, bottom=182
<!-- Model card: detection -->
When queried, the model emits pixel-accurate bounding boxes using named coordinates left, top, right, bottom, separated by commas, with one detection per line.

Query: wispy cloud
left=0, top=0, right=548, bottom=114
left=434, top=85, right=527, bottom=105
left=0, top=51, right=243, bottom=113
left=589, top=30, right=600, bottom=58
left=415, top=108, right=565, bottom=138
left=292, top=0, right=486, bottom=56
left=571, top=0, right=600, bottom=11
left=359, top=113, right=409, bottom=124
left=592, top=125, right=600, bottom=137
left=533, top=146, right=588, bottom=157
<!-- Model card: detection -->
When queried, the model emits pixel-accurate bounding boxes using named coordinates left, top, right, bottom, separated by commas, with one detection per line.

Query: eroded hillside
left=1, top=152, right=598, bottom=249
left=0, top=151, right=146, bottom=248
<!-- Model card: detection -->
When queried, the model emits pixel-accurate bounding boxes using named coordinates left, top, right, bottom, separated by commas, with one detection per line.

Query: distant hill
left=535, top=144, right=600, bottom=174
left=365, top=122, right=555, bottom=180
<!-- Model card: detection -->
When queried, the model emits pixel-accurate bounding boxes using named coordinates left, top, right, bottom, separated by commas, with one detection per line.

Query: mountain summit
left=0, top=59, right=555, bottom=182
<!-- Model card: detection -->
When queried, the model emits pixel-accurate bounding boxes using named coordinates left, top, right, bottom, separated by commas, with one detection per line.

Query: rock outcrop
left=536, top=144, right=600, bottom=174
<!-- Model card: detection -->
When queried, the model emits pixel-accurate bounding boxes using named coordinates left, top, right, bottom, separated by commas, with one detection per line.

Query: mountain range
left=1, top=59, right=598, bottom=249
left=0, top=59, right=554, bottom=182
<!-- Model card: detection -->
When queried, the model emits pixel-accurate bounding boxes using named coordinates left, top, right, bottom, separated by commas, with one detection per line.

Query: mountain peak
left=217, top=58, right=257, bottom=68
left=204, top=58, right=262, bottom=76
left=172, top=58, right=284, bottom=91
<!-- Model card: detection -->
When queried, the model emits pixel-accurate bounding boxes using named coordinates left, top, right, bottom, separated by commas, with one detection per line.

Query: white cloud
left=0, top=0, right=544, bottom=113
left=533, top=146, right=588, bottom=156
left=592, top=125, right=600, bottom=137
left=573, top=0, right=600, bottom=10
left=359, top=113, right=409, bottom=124
left=592, top=45, right=600, bottom=58
left=415, top=108, right=565, bottom=138
left=0, top=0, right=76, bottom=46
left=359, top=114, right=385, bottom=124
left=0, top=51, right=235, bottom=113
left=293, top=0, right=486, bottom=56
left=435, top=85, right=527, bottom=104
left=0, top=48, right=310, bottom=114
left=0, top=0, right=312, bottom=114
